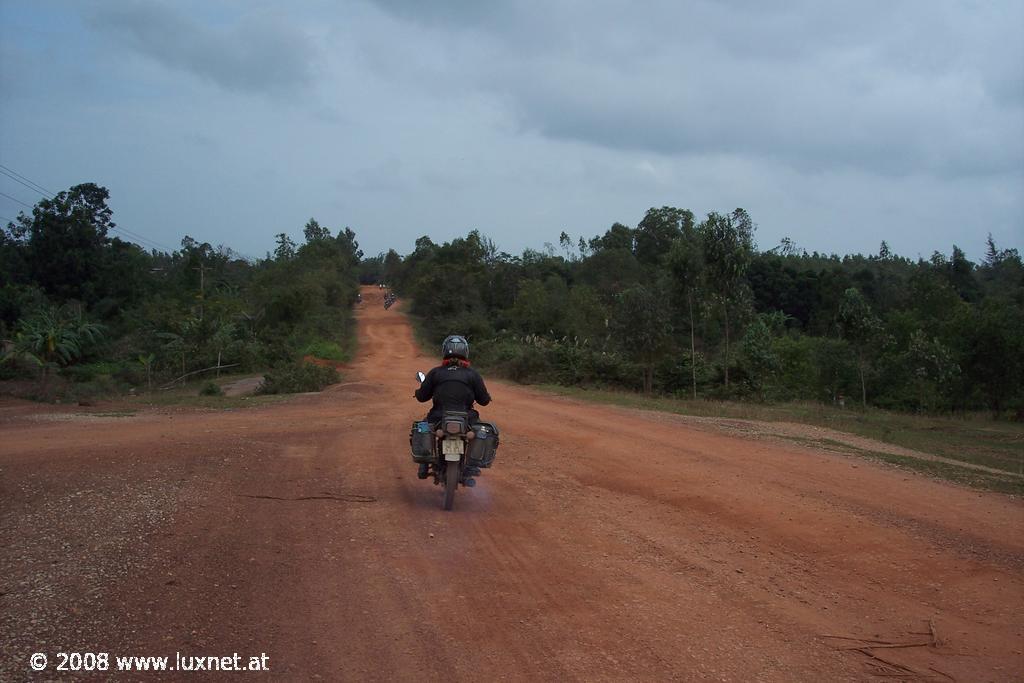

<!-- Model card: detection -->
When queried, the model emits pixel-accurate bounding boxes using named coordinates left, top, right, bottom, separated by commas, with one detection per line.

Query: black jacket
left=415, top=363, right=491, bottom=422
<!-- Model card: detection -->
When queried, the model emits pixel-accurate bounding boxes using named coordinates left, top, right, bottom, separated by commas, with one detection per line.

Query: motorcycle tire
left=443, top=462, right=458, bottom=511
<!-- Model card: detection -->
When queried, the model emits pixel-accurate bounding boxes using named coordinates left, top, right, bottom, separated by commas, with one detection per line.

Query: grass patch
left=300, top=340, right=349, bottom=362
left=777, top=435, right=1023, bottom=495
left=857, top=449, right=1024, bottom=497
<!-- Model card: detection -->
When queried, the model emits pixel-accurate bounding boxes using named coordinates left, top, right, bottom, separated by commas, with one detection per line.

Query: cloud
left=366, top=0, right=1024, bottom=179
left=3, top=0, right=1018, bottom=265
left=89, top=1, right=319, bottom=94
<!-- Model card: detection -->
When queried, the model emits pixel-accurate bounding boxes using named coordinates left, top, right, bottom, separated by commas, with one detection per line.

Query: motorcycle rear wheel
left=443, top=462, right=458, bottom=511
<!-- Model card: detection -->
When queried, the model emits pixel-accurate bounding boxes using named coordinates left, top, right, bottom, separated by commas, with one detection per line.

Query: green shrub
left=61, top=361, right=122, bottom=383
left=113, top=363, right=146, bottom=385
left=0, top=358, right=31, bottom=380
left=257, top=362, right=340, bottom=394
left=299, top=340, right=347, bottom=361
left=199, top=381, right=223, bottom=397
left=475, top=335, right=642, bottom=389
left=236, top=339, right=286, bottom=370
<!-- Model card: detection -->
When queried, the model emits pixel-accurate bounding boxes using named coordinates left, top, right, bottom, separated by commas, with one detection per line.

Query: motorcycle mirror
left=416, top=371, right=426, bottom=383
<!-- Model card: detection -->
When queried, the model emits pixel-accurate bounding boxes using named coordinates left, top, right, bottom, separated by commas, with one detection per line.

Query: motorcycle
left=411, top=371, right=498, bottom=511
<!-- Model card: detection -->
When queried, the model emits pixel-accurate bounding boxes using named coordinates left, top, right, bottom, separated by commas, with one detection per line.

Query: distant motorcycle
left=410, top=371, right=499, bottom=511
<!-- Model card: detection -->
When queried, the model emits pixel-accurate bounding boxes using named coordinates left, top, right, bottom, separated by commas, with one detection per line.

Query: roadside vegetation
left=1, top=183, right=359, bottom=401
left=368, top=210, right=1022, bottom=419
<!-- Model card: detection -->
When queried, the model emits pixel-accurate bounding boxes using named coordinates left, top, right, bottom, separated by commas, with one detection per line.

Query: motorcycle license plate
left=442, top=439, right=464, bottom=460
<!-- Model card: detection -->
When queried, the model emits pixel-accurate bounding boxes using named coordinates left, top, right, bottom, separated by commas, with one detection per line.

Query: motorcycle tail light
left=445, top=421, right=462, bottom=434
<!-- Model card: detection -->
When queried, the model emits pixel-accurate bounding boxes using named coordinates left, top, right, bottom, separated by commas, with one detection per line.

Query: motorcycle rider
left=414, top=334, right=491, bottom=479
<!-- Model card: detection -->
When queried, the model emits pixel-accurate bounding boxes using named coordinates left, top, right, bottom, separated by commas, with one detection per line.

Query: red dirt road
left=2, top=286, right=1022, bottom=681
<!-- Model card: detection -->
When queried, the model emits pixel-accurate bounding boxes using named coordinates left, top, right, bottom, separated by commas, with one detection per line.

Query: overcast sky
left=1, top=0, right=1021, bottom=261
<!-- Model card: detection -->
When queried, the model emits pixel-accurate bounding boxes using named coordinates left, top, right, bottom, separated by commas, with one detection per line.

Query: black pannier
left=410, top=421, right=434, bottom=463
left=467, top=422, right=499, bottom=467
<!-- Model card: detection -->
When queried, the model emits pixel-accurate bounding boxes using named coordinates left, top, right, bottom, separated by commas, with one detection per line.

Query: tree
left=729, top=208, right=755, bottom=248
left=273, top=233, right=296, bottom=261
left=558, top=231, right=576, bottom=260
left=634, top=206, right=693, bottom=266
left=740, top=314, right=781, bottom=399
left=945, top=245, right=979, bottom=302
left=565, top=285, right=608, bottom=343
left=955, top=299, right=1024, bottom=417
left=589, top=222, right=635, bottom=253
left=1, top=215, right=31, bottom=290
left=400, top=231, right=493, bottom=339
left=210, top=320, right=236, bottom=376
left=21, top=183, right=116, bottom=302
left=902, top=330, right=959, bottom=412
left=609, top=284, right=673, bottom=394
left=838, top=287, right=882, bottom=407
left=666, top=225, right=704, bottom=398
left=383, top=249, right=402, bottom=285
left=776, top=236, right=803, bottom=257
left=699, top=210, right=755, bottom=389
left=336, top=227, right=363, bottom=266
left=984, top=233, right=999, bottom=266
left=510, top=276, right=569, bottom=337
left=576, top=248, right=643, bottom=296
left=6, top=304, right=104, bottom=388
left=303, top=218, right=331, bottom=243
left=978, top=235, right=1023, bottom=305
left=907, top=267, right=963, bottom=337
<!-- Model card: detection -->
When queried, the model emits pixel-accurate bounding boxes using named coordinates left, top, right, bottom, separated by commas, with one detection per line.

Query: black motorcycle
left=410, top=372, right=499, bottom=511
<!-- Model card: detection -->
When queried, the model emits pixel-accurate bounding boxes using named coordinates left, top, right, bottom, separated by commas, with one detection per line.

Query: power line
left=0, top=163, right=255, bottom=260
left=0, top=164, right=53, bottom=196
left=0, top=166, right=53, bottom=198
left=0, top=164, right=175, bottom=252
left=0, top=186, right=170, bottom=251
left=0, top=190, right=34, bottom=209
left=110, top=226, right=173, bottom=252
left=110, top=227, right=167, bottom=251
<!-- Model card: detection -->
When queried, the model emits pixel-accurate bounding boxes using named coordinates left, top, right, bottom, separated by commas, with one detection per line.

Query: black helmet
left=441, top=334, right=469, bottom=360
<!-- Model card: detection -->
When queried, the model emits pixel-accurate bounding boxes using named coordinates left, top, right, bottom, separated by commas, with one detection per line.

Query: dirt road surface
left=2, top=286, right=1022, bottom=681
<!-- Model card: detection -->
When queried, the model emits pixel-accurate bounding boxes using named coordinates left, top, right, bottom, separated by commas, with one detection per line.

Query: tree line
left=365, top=208, right=1023, bottom=417
left=1, top=183, right=361, bottom=397
left=5, top=184, right=1020, bottom=416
